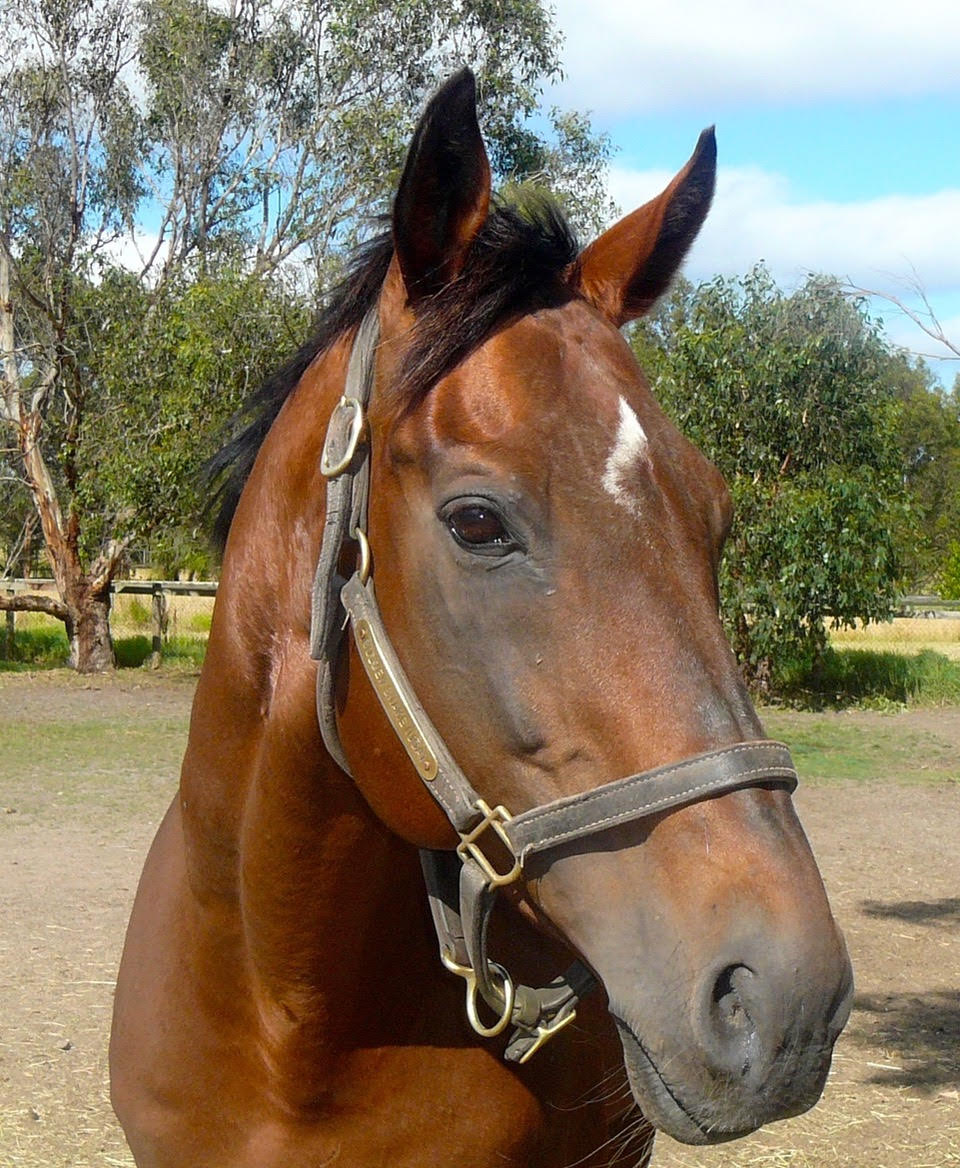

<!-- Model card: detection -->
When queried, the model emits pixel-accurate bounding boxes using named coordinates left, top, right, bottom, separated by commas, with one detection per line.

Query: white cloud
left=609, top=164, right=960, bottom=291
left=607, top=163, right=960, bottom=370
left=550, top=0, right=960, bottom=113
left=99, top=231, right=163, bottom=275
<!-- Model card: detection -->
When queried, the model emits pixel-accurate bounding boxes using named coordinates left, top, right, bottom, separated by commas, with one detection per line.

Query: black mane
left=208, top=198, right=578, bottom=550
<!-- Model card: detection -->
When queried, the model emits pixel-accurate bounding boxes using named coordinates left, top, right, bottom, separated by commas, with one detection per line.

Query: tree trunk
left=69, top=589, right=115, bottom=673
left=0, top=583, right=117, bottom=671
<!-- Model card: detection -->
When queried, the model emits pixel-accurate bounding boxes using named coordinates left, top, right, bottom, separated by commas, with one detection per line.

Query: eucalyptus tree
left=0, top=0, right=612, bottom=671
left=632, top=268, right=907, bottom=691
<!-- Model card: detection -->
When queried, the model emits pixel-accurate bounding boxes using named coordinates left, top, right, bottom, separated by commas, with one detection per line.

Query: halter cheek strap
left=310, top=309, right=799, bottom=1063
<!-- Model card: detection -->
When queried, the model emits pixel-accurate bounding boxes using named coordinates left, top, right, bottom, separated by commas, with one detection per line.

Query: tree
left=0, top=0, right=143, bottom=669
left=79, top=266, right=310, bottom=574
left=0, top=0, right=612, bottom=671
left=133, top=0, right=613, bottom=283
left=632, top=267, right=907, bottom=691
left=887, top=356, right=960, bottom=590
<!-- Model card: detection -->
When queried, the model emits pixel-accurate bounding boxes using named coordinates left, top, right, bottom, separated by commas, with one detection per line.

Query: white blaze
left=601, top=396, right=650, bottom=516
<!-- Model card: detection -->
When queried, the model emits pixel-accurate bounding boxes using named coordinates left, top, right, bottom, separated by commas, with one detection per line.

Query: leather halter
left=310, top=308, right=799, bottom=1063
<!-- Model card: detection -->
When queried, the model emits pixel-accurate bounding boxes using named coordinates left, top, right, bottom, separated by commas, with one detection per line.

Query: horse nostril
left=712, top=964, right=755, bottom=1030
left=699, top=963, right=759, bottom=1076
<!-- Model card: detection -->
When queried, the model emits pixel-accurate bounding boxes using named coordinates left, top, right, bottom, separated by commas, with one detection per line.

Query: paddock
left=0, top=670, right=957, bottom=1167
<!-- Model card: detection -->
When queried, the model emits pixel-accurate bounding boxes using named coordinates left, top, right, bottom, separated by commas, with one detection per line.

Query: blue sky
left=546, top=0, right=960, bottom=383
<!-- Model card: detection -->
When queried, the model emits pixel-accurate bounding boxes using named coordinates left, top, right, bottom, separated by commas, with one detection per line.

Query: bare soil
left=0, top=672, right=958, bottom=1167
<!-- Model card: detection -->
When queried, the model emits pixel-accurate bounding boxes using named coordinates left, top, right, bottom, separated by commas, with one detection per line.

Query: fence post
left=3, top=591, right=13, bottom=660
left=150, top=583, right=168, bottom=668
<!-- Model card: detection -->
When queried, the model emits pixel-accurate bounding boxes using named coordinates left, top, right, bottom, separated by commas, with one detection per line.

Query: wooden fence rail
left=1, top=579, right=219, bottom=663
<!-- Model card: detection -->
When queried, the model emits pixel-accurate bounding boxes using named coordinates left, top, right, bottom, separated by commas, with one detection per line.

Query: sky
left=545, top=0, right=960, bottom=383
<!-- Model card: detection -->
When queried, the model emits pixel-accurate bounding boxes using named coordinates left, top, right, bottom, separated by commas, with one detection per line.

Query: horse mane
left=207, top=196, right=578, bottom=550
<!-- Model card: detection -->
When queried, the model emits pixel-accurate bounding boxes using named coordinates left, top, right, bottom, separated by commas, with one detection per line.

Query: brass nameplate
left=354, top=618, right=439, bottom=781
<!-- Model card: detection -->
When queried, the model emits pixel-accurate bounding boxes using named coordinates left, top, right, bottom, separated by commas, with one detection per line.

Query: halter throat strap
left=310, top=308, right=799, bottom=1063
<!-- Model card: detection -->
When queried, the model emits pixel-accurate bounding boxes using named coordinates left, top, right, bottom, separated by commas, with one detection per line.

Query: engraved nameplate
left=354, top=618, right=439, bottom=781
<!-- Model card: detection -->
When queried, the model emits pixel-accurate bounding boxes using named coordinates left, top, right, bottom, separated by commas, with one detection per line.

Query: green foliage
left=938, top=542, right=960, bottom=601
left=0, top=468, right=38, bottom=574
left=132, top=0, right=611, bottom=276
left=774, top=646, right=960, bottom=709
left=69, top=266, right=309, bottom=562
left=0, top=625, right=71, bottom=669
left=632, top=267, right=907, bottom=689
left=891, top=362, right=960, bottom=590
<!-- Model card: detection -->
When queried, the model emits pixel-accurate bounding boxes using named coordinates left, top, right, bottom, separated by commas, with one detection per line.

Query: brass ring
left=320, top=396, right=366, bottom=478
left=353, top=528, right=371, bottom=585
left=465, top=962, right=516, bottom=1038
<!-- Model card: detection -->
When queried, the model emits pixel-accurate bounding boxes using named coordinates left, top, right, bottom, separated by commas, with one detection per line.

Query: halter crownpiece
left=310, top=308, right=799, bottom=1063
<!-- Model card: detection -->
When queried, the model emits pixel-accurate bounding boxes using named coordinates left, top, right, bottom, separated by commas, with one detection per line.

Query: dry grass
left=831, top=616, right=960, bottom=661
left=8, top=594, right=214, bottom=644
left=109, top=593, right=214, bottom=638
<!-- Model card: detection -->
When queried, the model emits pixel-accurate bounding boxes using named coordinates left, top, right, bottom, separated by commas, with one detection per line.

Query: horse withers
left=111, top=71, right=852, bottom=1167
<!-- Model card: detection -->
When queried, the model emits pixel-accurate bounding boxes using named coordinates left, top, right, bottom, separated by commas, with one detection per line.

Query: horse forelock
left=207, top=198, right=578, bottom=550
left=391, top=198, right=579, bottom=414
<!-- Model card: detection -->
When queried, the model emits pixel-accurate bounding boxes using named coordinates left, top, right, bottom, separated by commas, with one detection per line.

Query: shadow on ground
left=862, top=896, right=960, bottom=927
left=850, top=988, right=960, bottom=1090
left=848, top=897, right=960, bottom=1091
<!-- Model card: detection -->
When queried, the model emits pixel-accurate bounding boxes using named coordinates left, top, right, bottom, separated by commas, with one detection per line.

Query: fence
left=1, top=578, right=218, bottom=662
left=4, top=581, right=960, bottom=664
left=899, top=595, right=960, bottom=617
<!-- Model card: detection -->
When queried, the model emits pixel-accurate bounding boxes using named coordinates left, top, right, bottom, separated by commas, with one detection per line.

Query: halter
left=310, top=308, right=798, bottom=1063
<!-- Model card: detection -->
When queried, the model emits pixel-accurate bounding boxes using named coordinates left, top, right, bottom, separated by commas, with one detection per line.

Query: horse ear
left=574, top=128, right=716, bottom=326
left=392, top=69, right=491, bottom=304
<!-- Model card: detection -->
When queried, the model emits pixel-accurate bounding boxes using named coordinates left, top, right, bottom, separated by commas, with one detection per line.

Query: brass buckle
left=513, top=1004, right=578, bottom=1064
left=457, top=799, right=522, bottom=888
left=320, top=396, right=366, bottom=477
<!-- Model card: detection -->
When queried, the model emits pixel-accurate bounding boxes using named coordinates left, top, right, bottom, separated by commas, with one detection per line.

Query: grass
left=0, top=625, right=206, bottom=672
left=0, top=712, right=189, bottom=824
left=761, top=708, right=960, bottom=784
left=0, top=626, right=70, bottom=670
left=1, top=594, right=215, bottom=672
left=113, top=634, right=207, bottom=668
left=777, top=646, right=960, bottom=708
left=5, top=609, right=960, bottom=709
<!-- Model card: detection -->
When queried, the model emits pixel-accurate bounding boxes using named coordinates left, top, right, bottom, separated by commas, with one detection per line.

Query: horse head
left=322, top=71, right=853, bottom=1145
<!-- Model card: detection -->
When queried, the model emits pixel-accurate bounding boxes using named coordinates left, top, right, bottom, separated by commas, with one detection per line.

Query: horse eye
left=446, top=504, right=515, bottom=552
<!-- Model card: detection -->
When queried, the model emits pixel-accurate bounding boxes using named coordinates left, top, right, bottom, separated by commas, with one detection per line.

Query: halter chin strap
left=310, top=308, right=799, bottom=1063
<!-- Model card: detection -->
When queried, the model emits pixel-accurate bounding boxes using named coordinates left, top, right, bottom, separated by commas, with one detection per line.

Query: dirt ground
left=0, top=671, right=958, bottom=1167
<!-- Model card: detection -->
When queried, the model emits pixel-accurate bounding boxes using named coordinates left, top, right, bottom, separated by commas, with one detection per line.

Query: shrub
left=938, top=541, right=960, bottom=601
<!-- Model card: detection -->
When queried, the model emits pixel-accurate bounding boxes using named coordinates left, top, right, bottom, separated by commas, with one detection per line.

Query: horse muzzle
left=609, top=936, right=854, bottom=1144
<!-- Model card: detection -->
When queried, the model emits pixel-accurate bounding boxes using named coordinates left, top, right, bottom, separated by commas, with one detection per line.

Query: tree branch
left=0, top=590, right=71, bottom=623
left=88, top=535, right=130, bottom=595
left=846, top=281, right=960, bottom=361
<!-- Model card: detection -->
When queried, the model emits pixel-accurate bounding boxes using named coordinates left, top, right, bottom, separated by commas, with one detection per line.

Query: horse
left=110, top=70, right=853, bottom=1167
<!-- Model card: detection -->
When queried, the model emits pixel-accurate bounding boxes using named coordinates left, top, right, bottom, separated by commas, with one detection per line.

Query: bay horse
left=111, top=71, right=852, bottom=1167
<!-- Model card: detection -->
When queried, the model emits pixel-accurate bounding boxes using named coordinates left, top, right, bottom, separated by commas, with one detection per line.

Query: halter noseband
left=310, top=309, right=798, bottom=1063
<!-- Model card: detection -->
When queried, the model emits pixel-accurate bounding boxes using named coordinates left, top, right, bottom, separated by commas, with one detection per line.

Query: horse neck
left=179, top=332, right=426, bottom=1049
